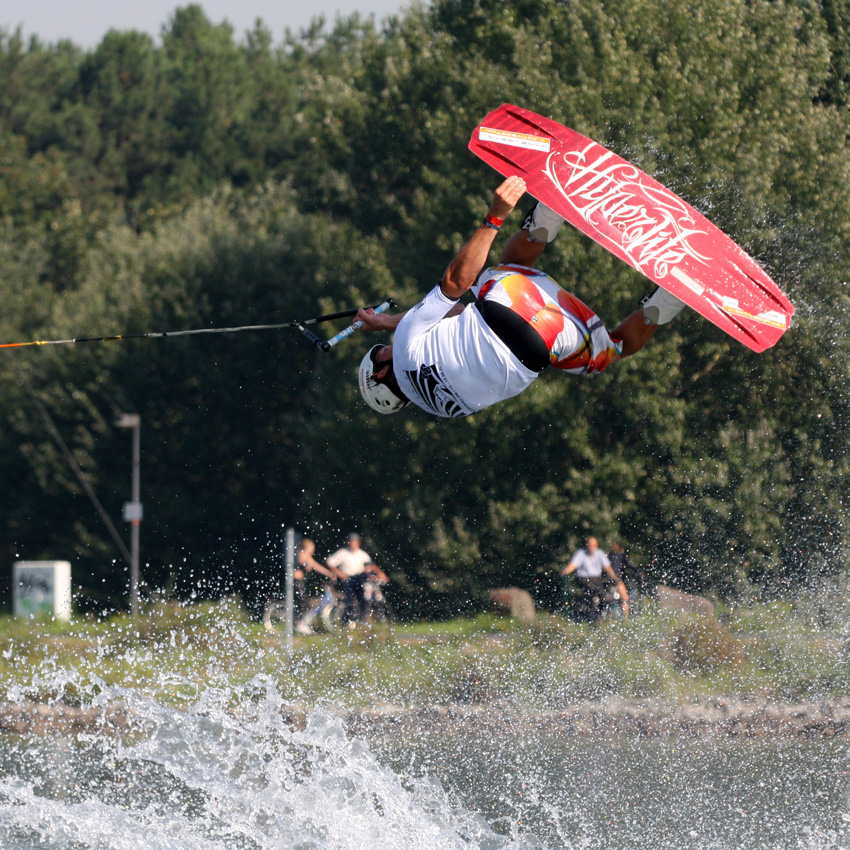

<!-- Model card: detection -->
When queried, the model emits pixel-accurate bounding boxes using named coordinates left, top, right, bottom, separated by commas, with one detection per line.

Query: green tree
left=75, top=30, right=166, bottom=204
left=1, top=0, right=849, bottom=615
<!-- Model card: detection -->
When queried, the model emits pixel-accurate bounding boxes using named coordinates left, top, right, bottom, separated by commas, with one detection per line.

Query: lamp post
left=284, top=527, right=295, bottom=654
left=115, top=413, right=142, bottom=616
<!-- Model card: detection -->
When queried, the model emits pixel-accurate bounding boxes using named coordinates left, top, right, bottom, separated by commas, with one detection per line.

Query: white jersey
left=570, top=548, right=611, bottom=579
left=326, top=547, right=372, bottom=577
left=393, top=285, right=538, bottom=418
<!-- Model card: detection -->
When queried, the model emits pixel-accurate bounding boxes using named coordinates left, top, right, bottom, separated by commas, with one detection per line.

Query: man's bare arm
left=441, top=176, right=527, bottom=299
left=354, top=175, right=524, bottom=329
left=603, top=566, right=631, bottom=618
left=354, top=307, right=408, bottom=332
left=309, top=560, right=336, bottom=580
left=367, top=564, right=389, bottom=582
left=355, top=301, right=464, bottom=332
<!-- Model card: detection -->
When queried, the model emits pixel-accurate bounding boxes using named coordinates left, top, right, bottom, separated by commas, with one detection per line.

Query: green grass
left=1, top=595, right=848, bottom=711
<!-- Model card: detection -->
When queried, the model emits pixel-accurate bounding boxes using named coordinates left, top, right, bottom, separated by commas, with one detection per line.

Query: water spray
left=0, top=298, right=397, bottom=352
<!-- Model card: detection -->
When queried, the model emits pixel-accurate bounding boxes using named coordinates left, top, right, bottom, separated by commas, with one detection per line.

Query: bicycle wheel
left=327, top=597, right=345, bottom=630
left=263, top=602, right=287, bottom=633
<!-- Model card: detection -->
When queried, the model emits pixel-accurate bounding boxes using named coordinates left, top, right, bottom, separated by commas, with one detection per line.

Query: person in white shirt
left=356, top=175, right=685, bottom=418
left=562, top=536, right=630, bottom=620
left=325, top=533, right=387, bottom=625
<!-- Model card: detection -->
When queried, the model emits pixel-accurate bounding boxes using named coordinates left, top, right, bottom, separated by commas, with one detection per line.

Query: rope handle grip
left=314, top=298, right=397, bottom=352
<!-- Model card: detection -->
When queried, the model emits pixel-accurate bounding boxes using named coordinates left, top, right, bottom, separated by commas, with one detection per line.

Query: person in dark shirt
left=607, top=541, right=636, bottom=617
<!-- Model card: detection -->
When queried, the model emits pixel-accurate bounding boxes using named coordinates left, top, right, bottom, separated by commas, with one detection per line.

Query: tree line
left=1, top=0, right=848, bottom=617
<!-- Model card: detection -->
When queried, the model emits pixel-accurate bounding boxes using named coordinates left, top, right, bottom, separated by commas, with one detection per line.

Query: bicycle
left=264, top=579, right=394, bottom=633
left=363, top=579, right=394, bottom=624
left=263, top=588, right=341, bottom=634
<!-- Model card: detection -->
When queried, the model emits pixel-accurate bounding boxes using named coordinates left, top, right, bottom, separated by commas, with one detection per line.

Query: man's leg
left=500, top=229, right=546, bottom=267
left=500, top=202, right=565, bottom=266
left=611, top=310, right=659, bottom=357
left=612, top=288, right=686, bottom=357
left=355, top=574, right=368, bottom=622
left=342, top=577, right=356, bottom=624
left=319, top=586, right=335, bottom=629
left=299, top=585, right=332, bottom=631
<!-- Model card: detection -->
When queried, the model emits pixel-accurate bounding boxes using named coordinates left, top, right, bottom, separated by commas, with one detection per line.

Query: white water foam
left=0, top=676, right=544, bottom=850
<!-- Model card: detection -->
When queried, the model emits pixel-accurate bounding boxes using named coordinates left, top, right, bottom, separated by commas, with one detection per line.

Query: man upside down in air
left=356, top=175, right=685, bottom=418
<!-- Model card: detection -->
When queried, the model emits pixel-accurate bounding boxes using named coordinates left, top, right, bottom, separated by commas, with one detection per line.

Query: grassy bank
left=1, top=594, right=848, bottom=712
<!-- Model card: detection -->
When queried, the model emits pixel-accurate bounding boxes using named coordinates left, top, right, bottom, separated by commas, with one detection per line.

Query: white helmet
left=358, top=345, right=409, bottom=414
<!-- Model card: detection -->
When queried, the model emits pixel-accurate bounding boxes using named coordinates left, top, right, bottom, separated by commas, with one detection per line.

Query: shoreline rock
left=340, top=697, right=850, bottom=740
left=0, top=701, right=136, bottom=736
left=4, top=697, right=849, bottom=740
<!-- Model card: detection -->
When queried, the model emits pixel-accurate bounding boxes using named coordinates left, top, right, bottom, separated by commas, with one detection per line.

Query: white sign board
left=122, top=501, right=143, bottom=522
left=12, top=561, right=72, bottom=620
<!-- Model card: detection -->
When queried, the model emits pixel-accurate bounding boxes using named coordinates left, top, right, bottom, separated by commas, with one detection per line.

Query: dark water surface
left=372, top=728, right=850, bottom=849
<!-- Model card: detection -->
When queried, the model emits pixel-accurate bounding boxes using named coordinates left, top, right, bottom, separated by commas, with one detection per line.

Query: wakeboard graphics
left=469, top=104, right=794, bottom=352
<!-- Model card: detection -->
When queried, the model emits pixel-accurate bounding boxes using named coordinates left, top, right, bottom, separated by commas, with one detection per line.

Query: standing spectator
left=607, top=542, right=633, bottom=618
left=294, top=539, right=341, bottom=635
left=609, top=541, right=652, bottom=609
left=561, top=536, right=630, bottom=621
left=326, top=533, right=385, bottom=626
left=607, top=541, right=630, bottom=579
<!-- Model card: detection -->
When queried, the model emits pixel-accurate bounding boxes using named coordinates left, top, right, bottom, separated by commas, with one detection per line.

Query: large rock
left=489, top=587, right=536, bottom=623
left=657, top=585, right=715, bottom=617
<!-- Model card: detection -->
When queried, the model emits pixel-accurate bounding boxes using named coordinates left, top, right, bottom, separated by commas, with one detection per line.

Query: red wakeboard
left=469, top=104, right=793, bottom=352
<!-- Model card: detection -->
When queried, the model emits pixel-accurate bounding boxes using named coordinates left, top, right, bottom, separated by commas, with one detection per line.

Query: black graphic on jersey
left=403, top=365, right=467, bottom=418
